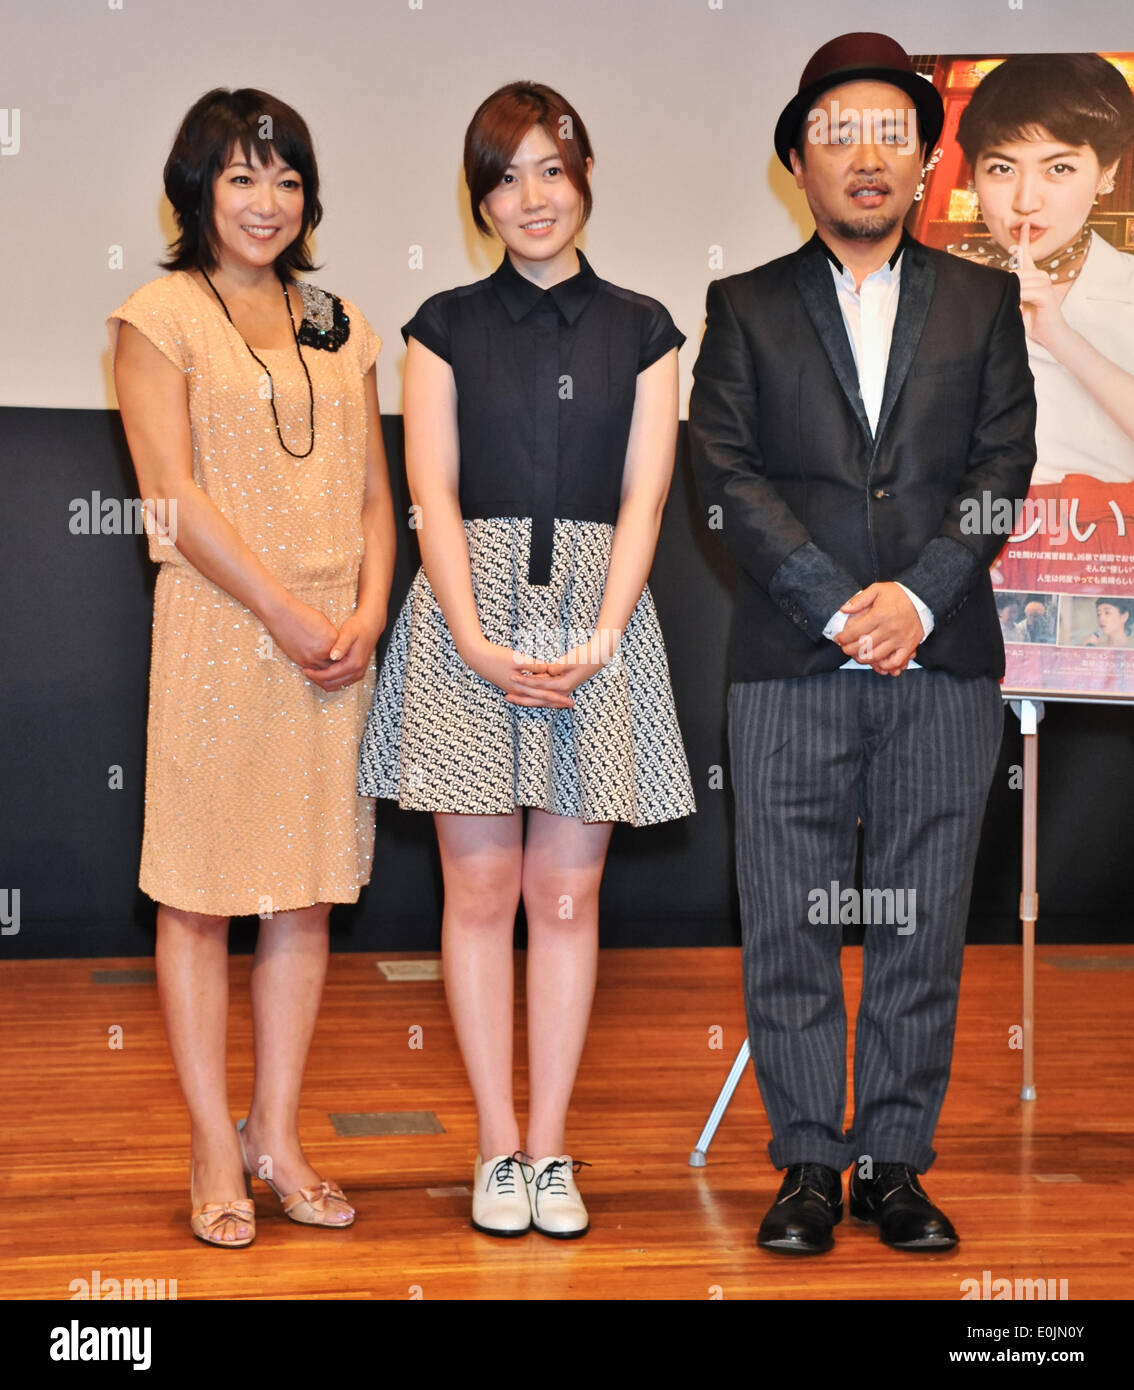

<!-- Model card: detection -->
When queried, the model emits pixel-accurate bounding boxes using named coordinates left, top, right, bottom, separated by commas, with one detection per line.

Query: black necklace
left=200, top=268, right=316, bottom=458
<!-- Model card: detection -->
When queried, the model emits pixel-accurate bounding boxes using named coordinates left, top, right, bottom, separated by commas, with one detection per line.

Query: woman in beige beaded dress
left=109, top=88, right=395, bottom=1247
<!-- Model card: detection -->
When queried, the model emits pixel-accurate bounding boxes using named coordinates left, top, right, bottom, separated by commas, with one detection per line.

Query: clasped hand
left=272, top=600, right=382, bottom=690
left=836, top=582, right=922, bottom=675
left=463, top=636, right=609, bottom=708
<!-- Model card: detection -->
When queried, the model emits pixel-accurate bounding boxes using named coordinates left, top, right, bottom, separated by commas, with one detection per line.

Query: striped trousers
left=728, top=670, right=1003, bottom=1173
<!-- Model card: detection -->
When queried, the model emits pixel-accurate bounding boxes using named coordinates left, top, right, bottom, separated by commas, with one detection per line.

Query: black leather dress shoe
left=757, top=1163, right=843, bottom=1254
left=849, top=1162, right=958, bottom=1249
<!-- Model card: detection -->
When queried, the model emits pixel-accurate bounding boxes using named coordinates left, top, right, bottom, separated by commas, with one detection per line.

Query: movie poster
left=910, top=52, right=1134, bottom=700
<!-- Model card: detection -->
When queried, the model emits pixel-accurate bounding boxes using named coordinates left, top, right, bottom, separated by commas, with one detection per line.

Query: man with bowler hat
left=690, top=33, right=1036, bottom=1253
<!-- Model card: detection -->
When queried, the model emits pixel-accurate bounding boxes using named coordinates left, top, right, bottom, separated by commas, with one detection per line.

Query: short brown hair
left=463, top=82, right=593, bottom=236
left=958, top=54, right=1134, bottom=170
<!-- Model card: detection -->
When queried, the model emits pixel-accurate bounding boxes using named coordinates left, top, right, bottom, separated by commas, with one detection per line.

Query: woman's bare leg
left=155, top=904, right=250, bottom=1241
left=434, top=811, right=524, bottom=1158
left=239, top=903, right=341, bottom=1206
left=521, top=810, right=614, bottom=1157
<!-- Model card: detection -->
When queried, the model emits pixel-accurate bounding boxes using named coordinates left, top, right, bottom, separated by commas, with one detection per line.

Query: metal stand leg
left=689, top=1038, right=751, bottom=1166
left=1011, top=697, right=1043, bottom=1102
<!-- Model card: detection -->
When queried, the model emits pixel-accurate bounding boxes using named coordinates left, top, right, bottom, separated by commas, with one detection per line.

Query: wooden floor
left=2, top=945, right=1131, bottom=1302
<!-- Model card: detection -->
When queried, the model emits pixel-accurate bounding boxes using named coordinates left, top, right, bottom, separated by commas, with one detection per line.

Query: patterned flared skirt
left=358, top=517, right=696, bottom=826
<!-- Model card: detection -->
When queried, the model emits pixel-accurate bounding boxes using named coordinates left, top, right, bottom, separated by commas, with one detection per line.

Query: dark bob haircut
left=161, top=88, right=323, bottom=275
left=464, top=82, right=593, bottom=236
left=957, top=53, right=1134, bottom=170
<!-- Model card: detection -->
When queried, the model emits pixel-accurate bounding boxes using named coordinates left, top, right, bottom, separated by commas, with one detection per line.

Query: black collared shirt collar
left=490, top=249, right=599, bottom=324
left=813, top=228, right=913, bottom=274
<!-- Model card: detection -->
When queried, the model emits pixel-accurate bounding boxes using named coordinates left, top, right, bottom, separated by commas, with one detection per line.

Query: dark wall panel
left=1, top=406, right=1131, bottom=957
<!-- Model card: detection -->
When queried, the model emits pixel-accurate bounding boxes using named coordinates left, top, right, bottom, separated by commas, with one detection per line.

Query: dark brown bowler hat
left=773, top=31, right=944, bottom=170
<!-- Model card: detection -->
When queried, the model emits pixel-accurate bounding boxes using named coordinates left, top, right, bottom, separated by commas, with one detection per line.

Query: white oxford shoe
left=471, top=1153, right=533, bottom=1237
left=526, top=1155, right=590, bottom=1238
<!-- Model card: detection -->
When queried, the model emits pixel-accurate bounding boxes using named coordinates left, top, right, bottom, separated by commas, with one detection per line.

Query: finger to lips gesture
left=1012, top=219, right=1061, bottom=346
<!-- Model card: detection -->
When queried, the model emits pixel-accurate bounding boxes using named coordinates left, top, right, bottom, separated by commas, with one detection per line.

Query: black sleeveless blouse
left=401, top=251, right=684, bottom=584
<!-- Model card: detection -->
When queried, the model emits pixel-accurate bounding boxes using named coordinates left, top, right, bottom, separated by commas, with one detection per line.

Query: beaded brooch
left=295, top=281, right=351, bottom=352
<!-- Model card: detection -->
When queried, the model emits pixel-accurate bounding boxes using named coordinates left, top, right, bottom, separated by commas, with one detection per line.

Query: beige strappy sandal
left=237, top=1119, right=355, bottom=1228
left=189, top=1165, right=256, bottom=1248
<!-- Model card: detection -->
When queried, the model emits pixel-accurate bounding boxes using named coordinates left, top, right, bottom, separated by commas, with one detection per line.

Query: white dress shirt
left=820, top=248, right=934, bottom=668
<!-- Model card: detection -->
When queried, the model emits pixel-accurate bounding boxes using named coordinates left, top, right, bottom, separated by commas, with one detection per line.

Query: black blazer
left=688, top=232, right=1037, bottom=682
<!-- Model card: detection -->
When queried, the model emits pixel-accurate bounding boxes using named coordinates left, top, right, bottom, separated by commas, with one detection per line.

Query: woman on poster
left=950, top=53, right=1134, bottom=687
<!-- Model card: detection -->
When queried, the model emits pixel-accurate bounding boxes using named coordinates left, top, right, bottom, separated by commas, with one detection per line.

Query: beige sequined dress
left=108, top=271, right=380, bottom=915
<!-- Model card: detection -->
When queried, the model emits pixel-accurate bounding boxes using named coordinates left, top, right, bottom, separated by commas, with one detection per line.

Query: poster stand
left=1010, top=698, right=1044, bottom=1101
left=688, top=1037, right=749, bottom=1166
left=689, top=696, right=1045, bottom=1164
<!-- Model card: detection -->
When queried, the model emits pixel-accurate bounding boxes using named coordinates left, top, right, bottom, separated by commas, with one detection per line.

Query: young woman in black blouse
left=359, top=82, right=694, bottom=1237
